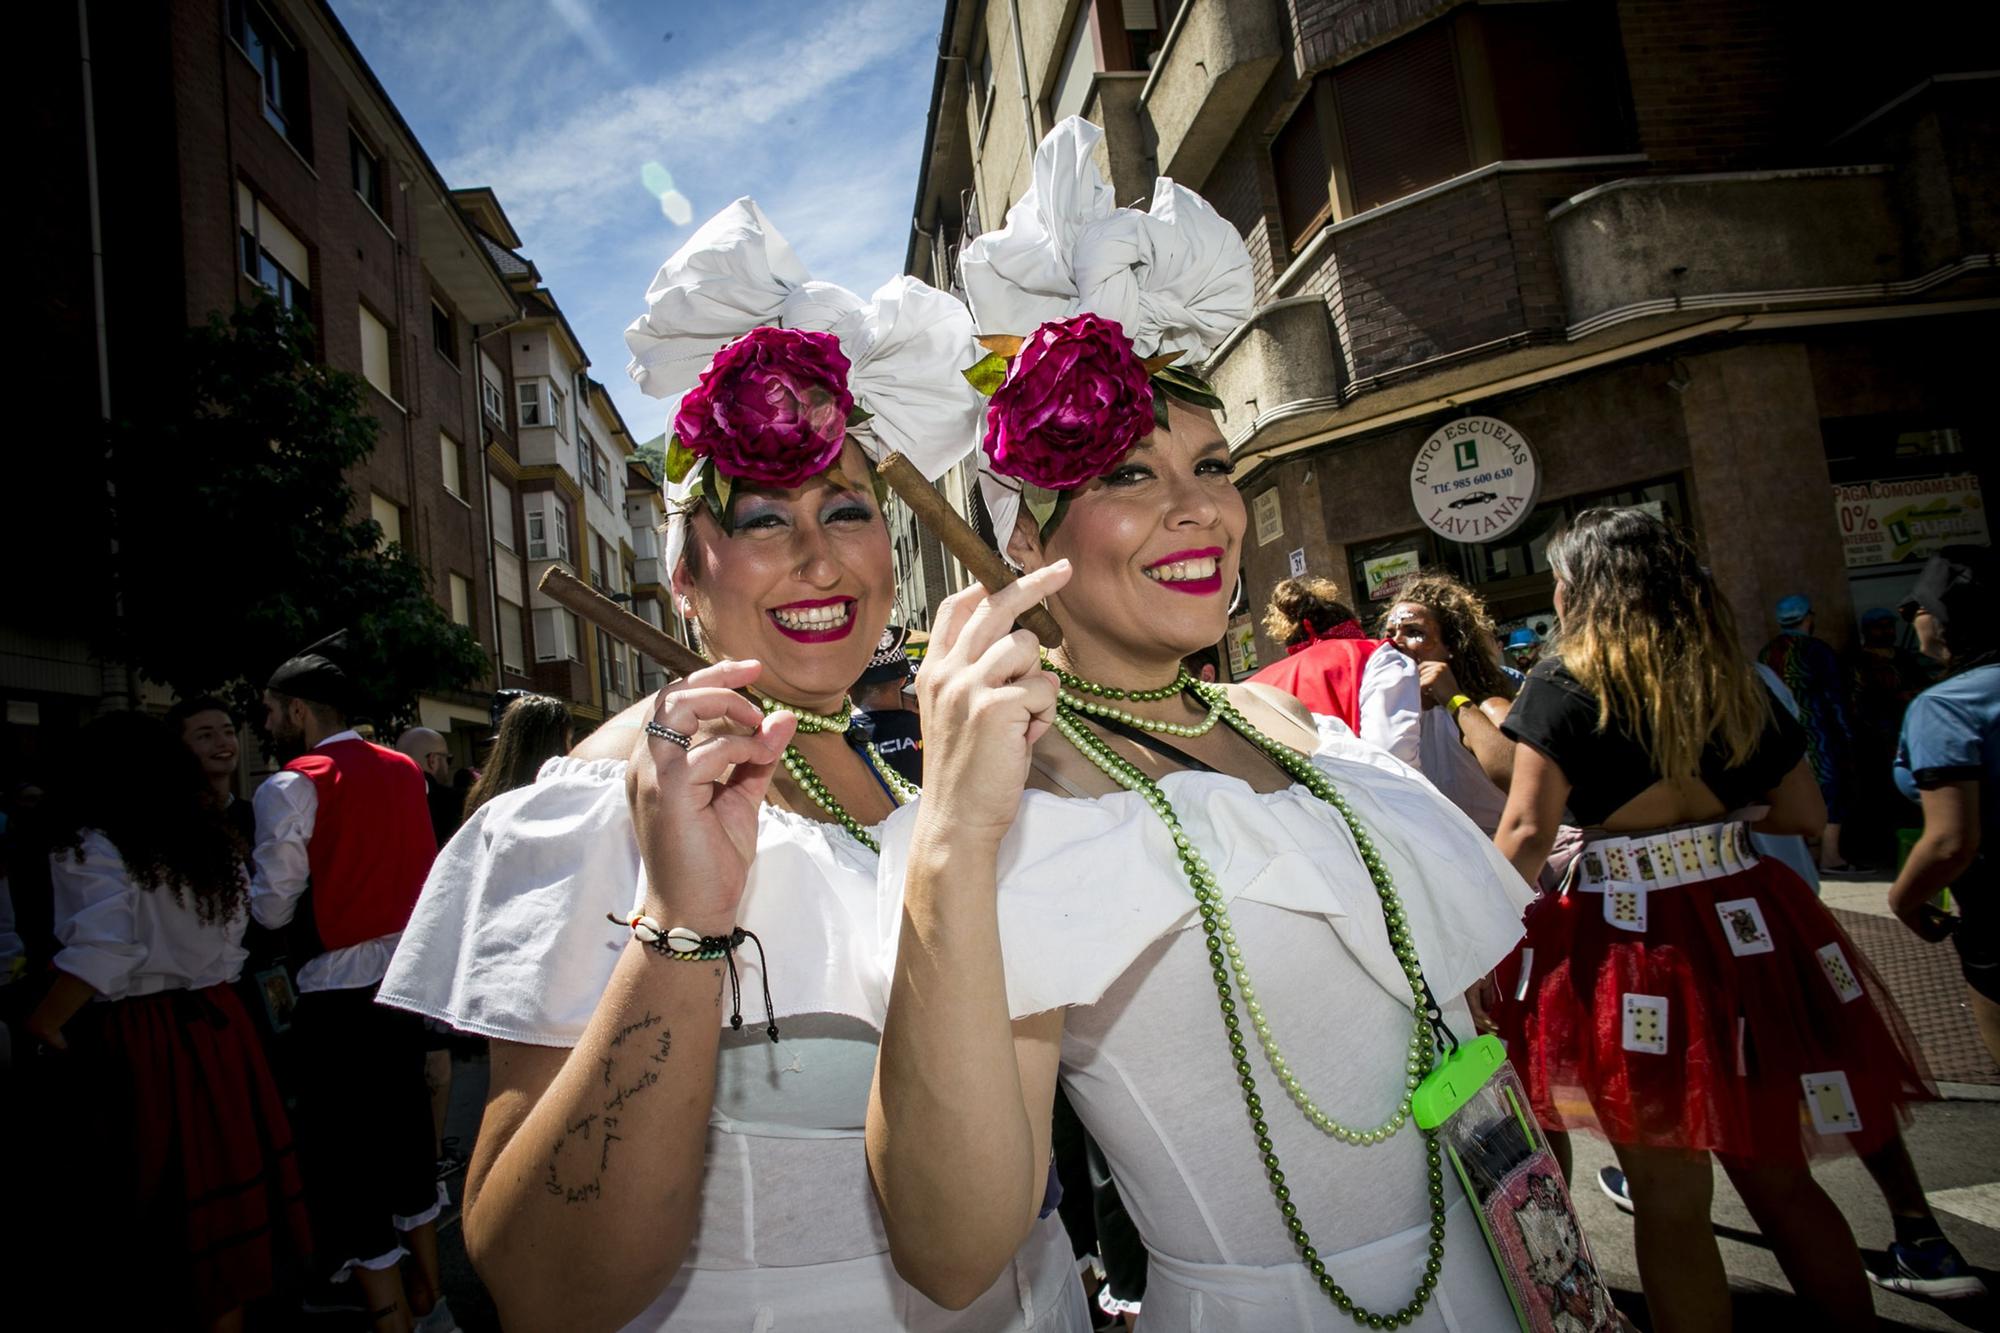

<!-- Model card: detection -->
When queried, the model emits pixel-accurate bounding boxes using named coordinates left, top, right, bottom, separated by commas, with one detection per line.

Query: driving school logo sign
left=1410, top=416, right=1540, bottom=543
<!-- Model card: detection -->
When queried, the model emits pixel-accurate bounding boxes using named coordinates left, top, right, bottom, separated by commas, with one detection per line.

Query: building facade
left=9, top=0, right=668, bottom=794
left=904, top=0, right=1996, bottom=669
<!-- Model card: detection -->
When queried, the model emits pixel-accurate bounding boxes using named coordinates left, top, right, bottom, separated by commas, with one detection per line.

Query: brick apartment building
left=11, top=0, right=681, bottom=790
left=904, top=0, right=1997, bottom=669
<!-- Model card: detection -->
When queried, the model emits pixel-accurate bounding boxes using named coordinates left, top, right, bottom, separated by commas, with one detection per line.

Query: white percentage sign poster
left=1833, top=476, right=1986, bottom=568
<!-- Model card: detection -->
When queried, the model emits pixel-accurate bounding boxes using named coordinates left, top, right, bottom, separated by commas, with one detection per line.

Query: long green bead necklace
left=755, top=693, right=916, bottom=853
left=1047, top=663, right=1448, bottom=1327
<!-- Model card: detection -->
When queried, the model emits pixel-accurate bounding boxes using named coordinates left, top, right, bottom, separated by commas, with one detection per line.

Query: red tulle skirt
left=1492, top=849, right=1933, bottom=1159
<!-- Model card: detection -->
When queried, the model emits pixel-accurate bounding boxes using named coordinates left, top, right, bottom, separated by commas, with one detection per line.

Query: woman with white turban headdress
left=379, top=200, right=1088, bottom=1332
left=866, top=119, right=1540, bottom=1330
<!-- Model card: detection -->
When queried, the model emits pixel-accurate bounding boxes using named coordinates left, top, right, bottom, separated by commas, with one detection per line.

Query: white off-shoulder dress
left=380, top=755, right=1088, bottom=1332
left=878, top=728, right=1536, bottom=1332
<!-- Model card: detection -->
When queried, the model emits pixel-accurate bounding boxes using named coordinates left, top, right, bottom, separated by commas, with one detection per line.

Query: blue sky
left=330, top=0, right=945, bottom=445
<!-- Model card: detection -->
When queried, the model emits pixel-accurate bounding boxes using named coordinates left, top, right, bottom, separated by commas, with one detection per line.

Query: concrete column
left=1679, top=342, right=1850, bottom=651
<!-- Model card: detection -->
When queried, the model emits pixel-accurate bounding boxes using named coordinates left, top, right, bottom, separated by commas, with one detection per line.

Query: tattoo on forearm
left=604, top=1067, right=660, bottom=1113
left=610, top=1011, right=663, bottom=1047
left=545, top=1012, right=674, bottom=1205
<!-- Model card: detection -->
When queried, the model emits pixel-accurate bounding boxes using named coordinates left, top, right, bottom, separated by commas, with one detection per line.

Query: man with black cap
left=852, top=623, right=923, bottom=786
left=250, top=630, right=457, bottom=1331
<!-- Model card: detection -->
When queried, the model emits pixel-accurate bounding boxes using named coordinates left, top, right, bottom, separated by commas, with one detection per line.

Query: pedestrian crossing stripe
left=1927, top=1183, right=2000, bottom=1231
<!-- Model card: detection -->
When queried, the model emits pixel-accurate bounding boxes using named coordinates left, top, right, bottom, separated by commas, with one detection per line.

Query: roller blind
left=1335, top=21, right=1470, bottom=213
left=359, top=304, right=394, bottom=398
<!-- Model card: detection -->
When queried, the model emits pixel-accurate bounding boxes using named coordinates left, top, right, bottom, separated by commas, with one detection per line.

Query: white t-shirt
left=878, top=724, right=1534, bottom=1331
left=1416, top=707, right=1510, bottom=834
left=380, top=756, right=1087, bottom=1332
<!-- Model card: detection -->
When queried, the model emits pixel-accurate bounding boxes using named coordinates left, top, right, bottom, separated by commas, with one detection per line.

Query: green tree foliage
left=94, top=300, right=489, bottom=729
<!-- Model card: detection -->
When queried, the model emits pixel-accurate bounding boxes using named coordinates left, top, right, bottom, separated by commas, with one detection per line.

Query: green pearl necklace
left=757, top=694, right=917, bottom=853
left=1044, top=656, right=1191, bottom=703
left=1051, top=680, right=1447, bottom=1327
left=1044, top=655, right=1222, bottom=739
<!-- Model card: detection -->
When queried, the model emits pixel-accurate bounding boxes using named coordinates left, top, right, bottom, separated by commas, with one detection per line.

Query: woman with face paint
left=1381, top=576, right=1519, bottom=835
left=867, top=120, right=1536, bottom=1331
left=378, top=202, right=1087, bottom=1333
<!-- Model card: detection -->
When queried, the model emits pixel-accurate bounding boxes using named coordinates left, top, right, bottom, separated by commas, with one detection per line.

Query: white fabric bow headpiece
left=624, top=198, right=980, bottom=574
left=958, top=117, right=1254, bottom=557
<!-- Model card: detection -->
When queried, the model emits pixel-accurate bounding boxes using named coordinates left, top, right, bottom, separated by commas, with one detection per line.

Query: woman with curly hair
left=1381, top=574, right=1517, bottom=833
left=25, top=709, right=310, bottom=1331
left=1494, top=507, right=1931, bottom=1333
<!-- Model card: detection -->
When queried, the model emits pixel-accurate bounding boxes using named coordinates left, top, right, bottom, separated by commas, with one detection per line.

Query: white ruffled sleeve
left=878, top=732, right=1530, bottom=1023
left=51, top=832, right=145, bottom=997
left=1357, top=648, right=1423, bottom=768
left=380, top=757, right=642, bottom=1047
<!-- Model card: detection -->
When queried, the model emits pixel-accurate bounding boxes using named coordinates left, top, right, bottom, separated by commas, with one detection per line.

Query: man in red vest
left=249, top=631, right=454, bottom=1332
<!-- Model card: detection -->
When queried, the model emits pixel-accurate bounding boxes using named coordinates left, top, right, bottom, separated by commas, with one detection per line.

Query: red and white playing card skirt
left=1492, top=826, right=1933, bottom=1159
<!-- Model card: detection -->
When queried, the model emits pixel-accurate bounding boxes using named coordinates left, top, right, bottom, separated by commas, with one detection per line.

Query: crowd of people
left=2, top=115, right=1991, bottom=1332
left=3, top=661, right=577, bottom=1331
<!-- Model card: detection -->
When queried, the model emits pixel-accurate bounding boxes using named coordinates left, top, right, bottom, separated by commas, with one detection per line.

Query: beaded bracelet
left=609, top=911, right=779, bottom=1042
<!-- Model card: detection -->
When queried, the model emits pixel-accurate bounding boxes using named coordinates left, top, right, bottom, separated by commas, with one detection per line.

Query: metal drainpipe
left=79, top=0, right=138, bottom=711
left=1008, top=0, right=1043, bottom=153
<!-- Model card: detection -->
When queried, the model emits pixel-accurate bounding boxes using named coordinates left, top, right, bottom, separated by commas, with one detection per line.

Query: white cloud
left=546, top=0, right=624, bottom=71
left=330, top=0, right=946, bottom=455
left=442, top=0, right=930, bottom=259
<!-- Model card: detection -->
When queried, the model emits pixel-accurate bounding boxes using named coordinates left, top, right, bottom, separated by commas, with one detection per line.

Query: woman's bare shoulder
left=569, top=698, right=653, bottom=763
left=1226, top=682, right=1319, bottom=749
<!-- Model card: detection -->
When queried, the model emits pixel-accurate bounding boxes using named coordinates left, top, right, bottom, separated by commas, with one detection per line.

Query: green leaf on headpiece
left=1152, top=386, right=1171, bottom=432
left=713, top=469, right=735, bottom=531
left=962, top=351, right=1009, bottom=397
left=1023, top=484, right=1060, bottom=533
left=1153, top=366, right=1226, bottom=412
left=663, top=434, right=698, bottom=485
left=846, top=404, right=874, bottom=428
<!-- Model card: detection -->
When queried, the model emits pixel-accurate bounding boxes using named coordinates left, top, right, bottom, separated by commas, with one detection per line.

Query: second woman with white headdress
left=867, top=120, right=1541, bottom=1331
left=378, top=201, right=1088, bottom=1331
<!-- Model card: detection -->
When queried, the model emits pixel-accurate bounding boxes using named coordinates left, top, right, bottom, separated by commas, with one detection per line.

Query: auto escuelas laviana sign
left=1410, top=416, right=1539, bottom=543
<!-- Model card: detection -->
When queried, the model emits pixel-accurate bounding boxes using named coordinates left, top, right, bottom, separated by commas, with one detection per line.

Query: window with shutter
left=1335, top=22, right=1470, bottom=213
left=1272, top=87, right=1333, bottom=250
left=359, top=304, right=395, bottom=400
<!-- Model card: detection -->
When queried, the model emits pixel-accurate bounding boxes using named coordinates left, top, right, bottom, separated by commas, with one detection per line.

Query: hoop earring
left=1227, top=572, right=1247, bottom=618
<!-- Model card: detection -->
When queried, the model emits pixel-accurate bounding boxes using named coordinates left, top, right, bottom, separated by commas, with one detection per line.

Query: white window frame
left=448, top=572, right=472, bottom=628
left=517, top=379, right=548, bottom=428
left=526, top=506, right=548, bottom=559
left=481, top=376, right=504, bottom=420
left=552, top=502, right=571, bottom=562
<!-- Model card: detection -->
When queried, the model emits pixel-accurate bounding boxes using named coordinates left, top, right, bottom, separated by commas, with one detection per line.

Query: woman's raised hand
left=914, top=562, right=1071, bottom=846
left=627, top=659, right=797, bottom=934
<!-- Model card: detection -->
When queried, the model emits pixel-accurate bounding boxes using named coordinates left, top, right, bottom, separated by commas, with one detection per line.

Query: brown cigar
left=875, top=452, right=1063, bottom=648
left=538, top=565, right=710, bottom=683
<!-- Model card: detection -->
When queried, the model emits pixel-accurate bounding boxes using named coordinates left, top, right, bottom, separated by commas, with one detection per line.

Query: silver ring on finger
left=644, top=721, right=694, bottom=751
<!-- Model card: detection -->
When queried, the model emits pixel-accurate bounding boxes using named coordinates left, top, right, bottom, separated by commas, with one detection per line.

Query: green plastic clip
left=1411, top=1033, right=1507, bottom=1130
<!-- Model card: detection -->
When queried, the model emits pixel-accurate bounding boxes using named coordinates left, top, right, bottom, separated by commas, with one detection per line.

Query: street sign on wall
left=1834, top=475, right=1986, bottom=568
left=1410, top=416, right=1540, bottom=543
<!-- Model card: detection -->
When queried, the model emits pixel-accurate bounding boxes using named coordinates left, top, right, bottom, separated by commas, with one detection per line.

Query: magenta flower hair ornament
left=624, top=198, right=981, bottom=570
left=957, top=117, right=1254, bottom=550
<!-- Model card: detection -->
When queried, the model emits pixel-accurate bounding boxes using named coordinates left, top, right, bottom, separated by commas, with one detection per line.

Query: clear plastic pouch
left=1413, top=1036, right=1617, bottom=1333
